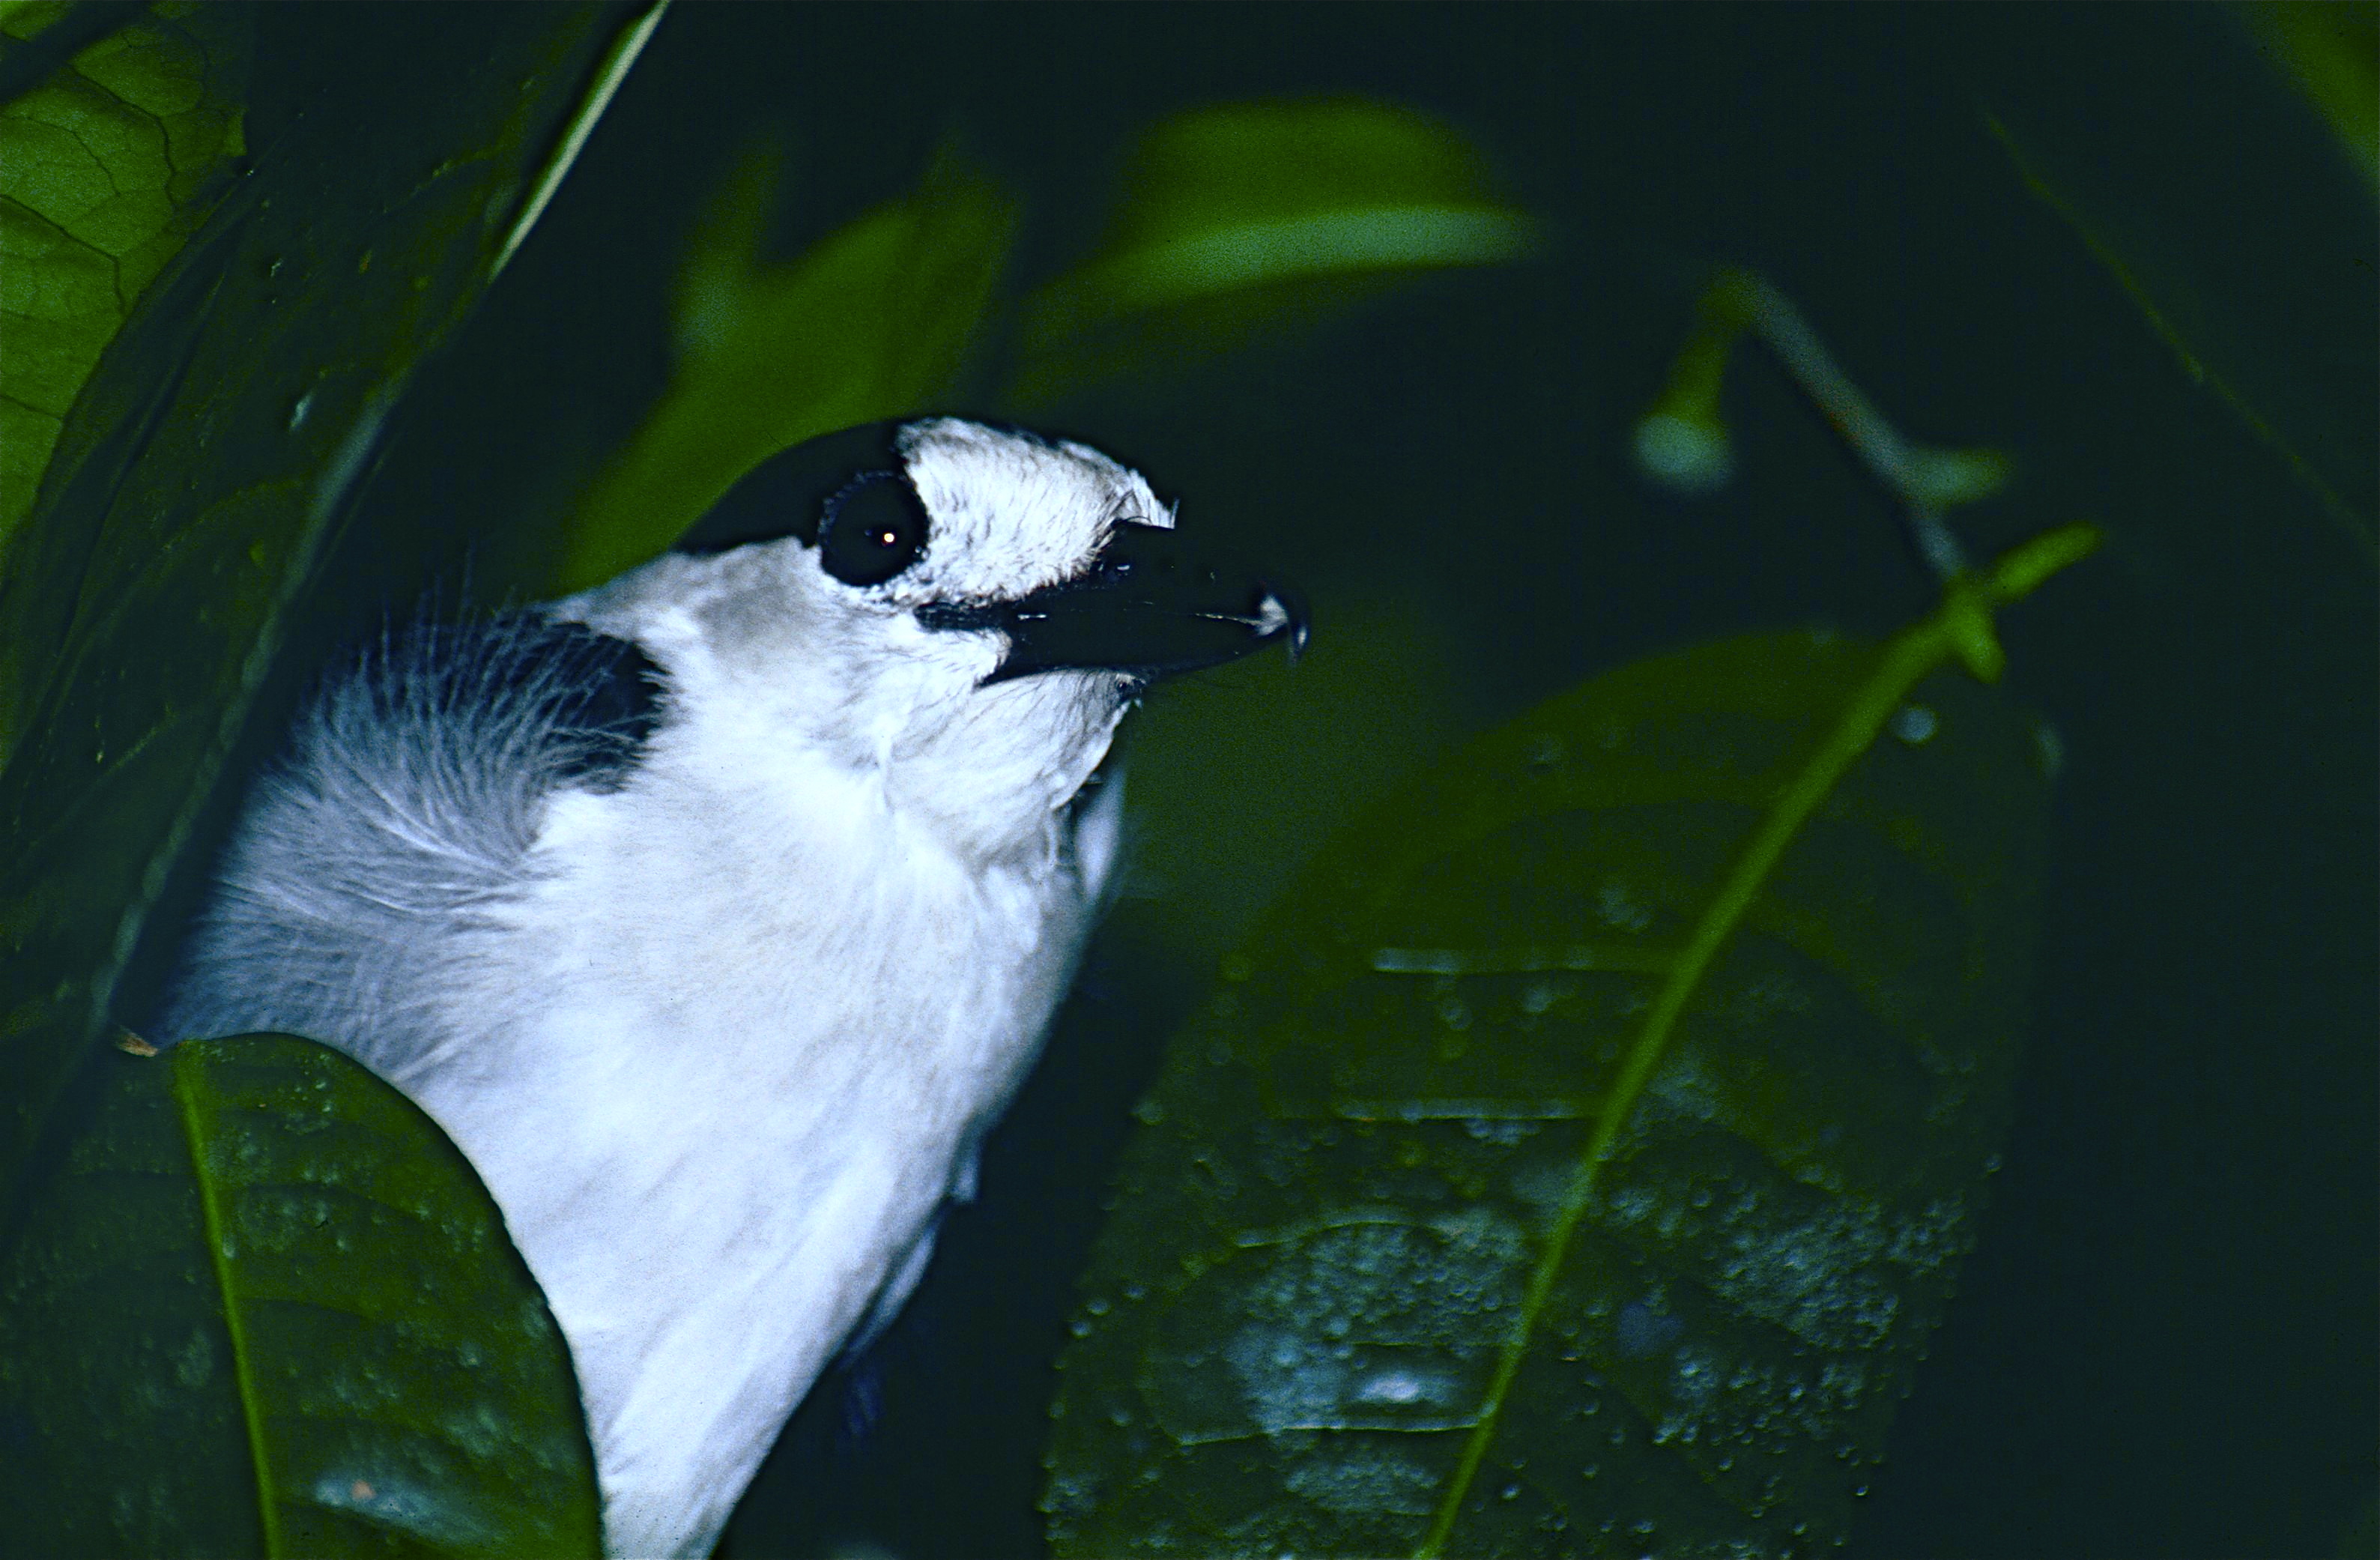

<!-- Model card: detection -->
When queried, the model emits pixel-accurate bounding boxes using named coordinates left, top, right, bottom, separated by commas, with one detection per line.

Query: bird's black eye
left=819, top=473, right=929, bottom=587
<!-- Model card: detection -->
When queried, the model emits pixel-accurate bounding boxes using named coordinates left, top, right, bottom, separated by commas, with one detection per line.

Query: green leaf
left=0, top=1, right=252, bottom=566
left=1010, top=98, right=1535, bottom=405
left=0, top=1034, right=598, bottom=1557
left=1045, top=566, right=2080, bottom=1553
left=0, top=1, right=623, bottom=1206
left=555, top=152, right=1017, bottom=595
left=0, top=10, right=639, bottom=1544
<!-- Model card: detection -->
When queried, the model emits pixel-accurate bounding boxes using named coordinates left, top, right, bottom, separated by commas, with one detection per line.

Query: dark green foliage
left=0, top=0, right=618, bottom=1202
left=0, top=1035, right=598, bottom=1558
left=1, top=4, right=2364, bottom=1554
left=0, top=7, right=627, bottom=1551
left=1047, top=632, right=2053, bottom=1555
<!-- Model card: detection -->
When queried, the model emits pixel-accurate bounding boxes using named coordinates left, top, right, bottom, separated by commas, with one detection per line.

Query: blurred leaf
left=0, top=1, right=251, bottom=619
left=0, top=0, right=626, bottom=1325
left=1985, top=95, right=2377, bottom=563
left=1046, top=534, right=2089, bottom=1553
left=0, top=1034, right=598, bottom=1558
left=557, top=152, right=1017, bottom=594
left=2238, top=0, right=2379, bottom=184
left=1011, top=98, right=1535, bottom=405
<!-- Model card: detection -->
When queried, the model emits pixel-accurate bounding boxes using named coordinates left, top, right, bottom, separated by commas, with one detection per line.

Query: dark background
left=339, top=5, right=2377, bottom=1556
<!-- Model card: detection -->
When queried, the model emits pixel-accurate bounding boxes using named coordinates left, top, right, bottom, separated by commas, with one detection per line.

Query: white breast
left=397, top=740, right=1091, bottom=1559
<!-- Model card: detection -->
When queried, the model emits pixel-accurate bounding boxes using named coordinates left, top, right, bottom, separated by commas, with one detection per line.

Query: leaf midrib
left=1413, top=528, right=2096, bottom=1554
left=171, top=1044, right=282, bottom=1558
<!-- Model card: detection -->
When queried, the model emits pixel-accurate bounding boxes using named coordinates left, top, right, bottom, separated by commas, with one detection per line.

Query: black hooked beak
left=919, top=521, right=1309, bottom=684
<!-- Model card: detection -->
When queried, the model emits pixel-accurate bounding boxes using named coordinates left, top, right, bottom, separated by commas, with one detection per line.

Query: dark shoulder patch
left=539, top=623, right=664, bottom=791
left=423, top=614, right=664, bottom=793
left=675, top=420, right=914, bottom=555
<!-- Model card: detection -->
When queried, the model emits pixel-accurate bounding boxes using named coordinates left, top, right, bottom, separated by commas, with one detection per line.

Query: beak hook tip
left=1259, top=581, right=1312, bottom=664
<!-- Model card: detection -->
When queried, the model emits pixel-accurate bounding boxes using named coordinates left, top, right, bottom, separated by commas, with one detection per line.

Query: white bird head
left=552, top=417, right=1306, bottom=865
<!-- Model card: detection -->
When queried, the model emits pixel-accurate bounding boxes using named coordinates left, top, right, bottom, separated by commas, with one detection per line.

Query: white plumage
left=157, top=418, right=1301, bottom=1557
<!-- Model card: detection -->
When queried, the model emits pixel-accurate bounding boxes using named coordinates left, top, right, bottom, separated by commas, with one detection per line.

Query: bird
left=152, top=416, right=1308, bottom=1558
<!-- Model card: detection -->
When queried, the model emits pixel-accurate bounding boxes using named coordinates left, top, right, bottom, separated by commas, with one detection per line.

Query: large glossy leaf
left=1046, top=536, right=2090, bottom=1556
left=0, top=1, right=251, bottom=570
left=0, top=1034, right=598, bottom=1557
left=0, top=1, right=625, bottom=1206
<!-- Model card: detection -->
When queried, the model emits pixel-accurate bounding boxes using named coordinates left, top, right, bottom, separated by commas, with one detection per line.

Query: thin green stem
left=1717, top=269, right=1978, bottom=581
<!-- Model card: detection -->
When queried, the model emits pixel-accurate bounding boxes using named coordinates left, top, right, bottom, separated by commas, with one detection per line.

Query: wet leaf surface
left=0, top=1035, right=597, bottom=1558
left=1047, top=628, right=2056, bottom=1556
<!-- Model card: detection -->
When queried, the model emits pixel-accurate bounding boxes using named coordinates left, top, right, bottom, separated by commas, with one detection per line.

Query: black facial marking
left=819, top=472, right=930, bottom=587
left=673, top=421, right=912, bottom=555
